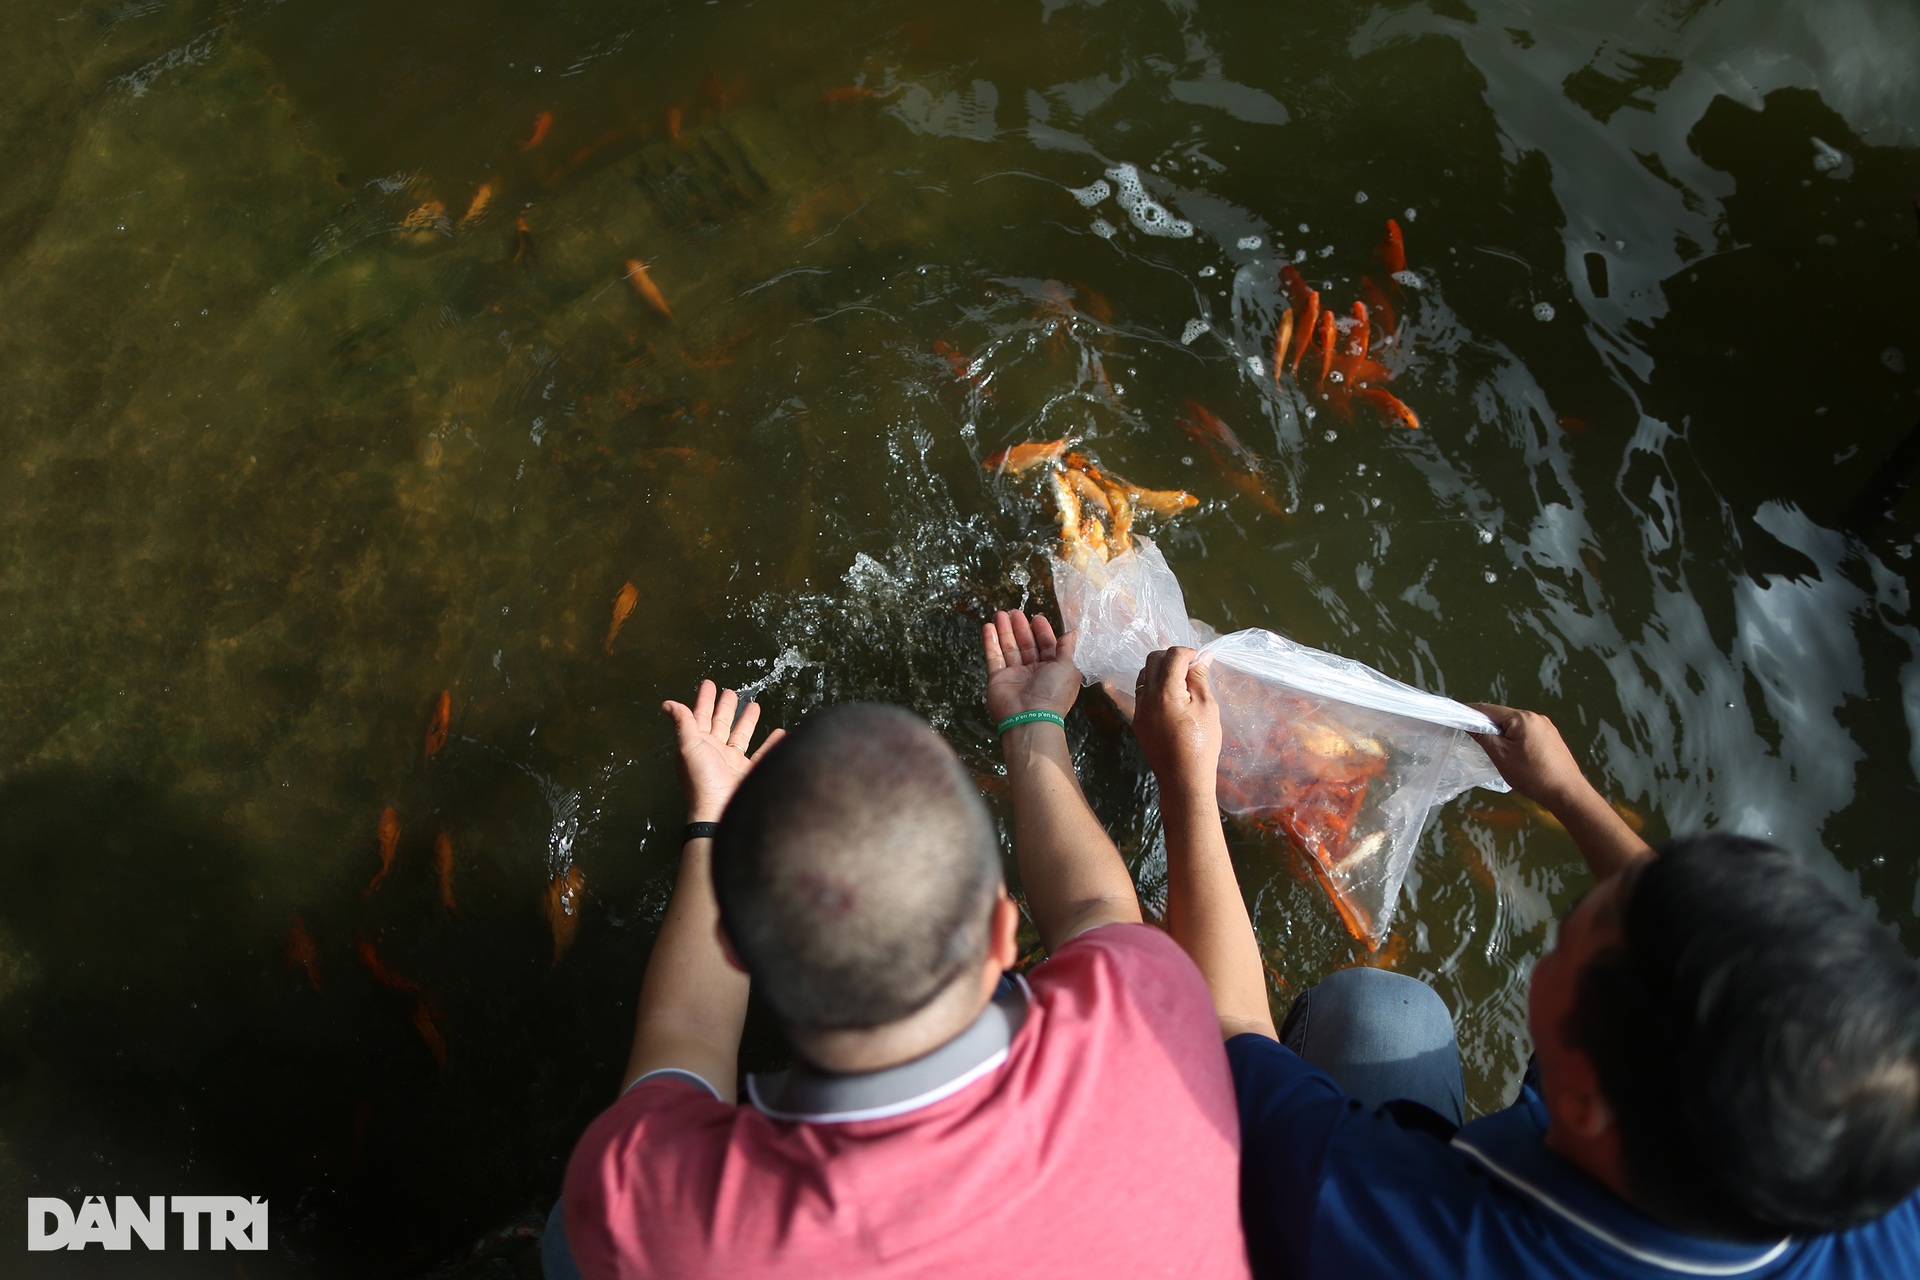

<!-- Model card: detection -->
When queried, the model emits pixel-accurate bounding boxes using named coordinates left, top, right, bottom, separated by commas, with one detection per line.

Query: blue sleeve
left=1227, top=1034, right=1483, bottom=1280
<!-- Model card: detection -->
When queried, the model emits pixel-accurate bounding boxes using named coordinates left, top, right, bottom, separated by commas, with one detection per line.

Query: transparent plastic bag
left=1054, top=536, right=1508, bottom=949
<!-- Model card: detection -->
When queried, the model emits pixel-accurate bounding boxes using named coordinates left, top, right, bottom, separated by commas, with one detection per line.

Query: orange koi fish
left=1178, top=401, right=1262, bottom=472
left=424, top=689, right=451, bottom=760
left=1346, top=301, right=1370, bottom=359
left=513, top=215, right=534, bottom=264
left=545, top=866, right=586, bottom=967
left=1377, top=218, right=1407, bottom=279
left=1611, top=800, right=1647, bottom=833
left=410, top=999, right=448, bottom=1068
left=666, top=107, right=683, bottom=141
left=604, top=581, right=638, bottom=654
left=285, top=918, right=322, bottom=993
left=982, top=438, right=1068, bottom=474
left=434, top=832, right=457, bottom=912
left=1120, top=481, right=1200, bottom=518
left=1466, top=806, right=1530, bottom=832
left=459, top=183, right=494, bottom=228
left=1353, top=387, right=1421, bottom=430
left=1289, top=289, right=1321, bottom=374
left=1272, top=308, right=1293, bottom=387
left=821, top=85, right=881, bottom=104
left=623, top=260, right=673, bottom=321
left=356, top=939, right=420, bottom=993
left=1556, top=414, right=1591, bottom=436
left=1359, top=276, right=1398, bottom=340
left=365, top=807, right=400, bottom=899
left=933, top=340, right=990, bottom=392
left=521, top=110, right=554, bottom=151
left=1315, top=311, right=1337, bottom=384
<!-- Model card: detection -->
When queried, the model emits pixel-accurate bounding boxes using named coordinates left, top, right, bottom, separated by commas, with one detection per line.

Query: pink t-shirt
left=563, top=923, right=1250, bottom=1279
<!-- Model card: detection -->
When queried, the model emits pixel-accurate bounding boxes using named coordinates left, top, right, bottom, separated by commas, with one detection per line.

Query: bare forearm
left=1160, top=779, right=1276, bottom=1040
left=1546, top=783, right=1656, bottom=883
left=624, top=837, right=749, bottom=1100
left=1003, top=723, right=1141, bottom=950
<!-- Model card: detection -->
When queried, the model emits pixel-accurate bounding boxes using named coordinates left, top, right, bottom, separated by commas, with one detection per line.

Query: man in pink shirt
left=545, top=610, right=1250, bottom=1279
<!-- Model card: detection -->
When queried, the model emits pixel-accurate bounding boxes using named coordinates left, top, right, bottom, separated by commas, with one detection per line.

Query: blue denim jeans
left=1278, top=966, right=1465, bottom=1127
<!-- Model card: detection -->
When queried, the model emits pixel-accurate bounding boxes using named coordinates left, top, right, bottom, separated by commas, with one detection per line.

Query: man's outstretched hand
left=982, top=610, right=1082, bottom=724
left=662, top=680, right=786, bottom=823
left=1133, top=647, right=1221, bottom=797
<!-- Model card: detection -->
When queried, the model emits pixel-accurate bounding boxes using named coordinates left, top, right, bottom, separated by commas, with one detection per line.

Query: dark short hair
left=711, top=704, right=1001, bottom=1032
left=1570, top=834, right=1920, bottom=1238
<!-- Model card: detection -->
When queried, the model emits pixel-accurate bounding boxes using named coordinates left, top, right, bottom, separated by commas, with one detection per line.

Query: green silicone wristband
left=996, top=709, right=1067, bottom=736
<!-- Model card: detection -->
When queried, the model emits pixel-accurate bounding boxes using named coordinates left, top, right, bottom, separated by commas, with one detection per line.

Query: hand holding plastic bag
left=1055, top=536, right=1507, bottom=948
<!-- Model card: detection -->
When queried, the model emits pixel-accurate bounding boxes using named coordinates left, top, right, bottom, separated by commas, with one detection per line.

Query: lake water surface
left=2, top=0, right=1917, bottom=1273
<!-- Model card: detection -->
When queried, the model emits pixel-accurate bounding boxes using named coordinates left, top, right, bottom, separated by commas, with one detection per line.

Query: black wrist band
left=683, top=821, right=721, bottom=844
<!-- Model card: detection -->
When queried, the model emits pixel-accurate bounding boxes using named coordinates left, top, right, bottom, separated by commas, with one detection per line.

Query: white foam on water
left=1090, top=218, right=1116, bottom=239
left=1392, top=269, right=1424, bottom=290
left=1237, top=235, right=1262, bottom=250
left=1180, top=319, right=1209, bottom=345
left=1811, top=137, right=1847, bottom=172
left=1532, top=302, right=1556, bottom=321
left=1104, top=163, right=1194, bottom=238
left=1069, top=179, right=1111, bottom=207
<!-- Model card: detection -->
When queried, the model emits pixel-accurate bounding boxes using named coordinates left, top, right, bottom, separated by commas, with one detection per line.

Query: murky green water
left=2, top=0, right=1917, bottom=1273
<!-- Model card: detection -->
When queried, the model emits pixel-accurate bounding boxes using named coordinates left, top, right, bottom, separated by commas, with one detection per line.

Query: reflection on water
left=1, top=0, right=1916, bottom=1270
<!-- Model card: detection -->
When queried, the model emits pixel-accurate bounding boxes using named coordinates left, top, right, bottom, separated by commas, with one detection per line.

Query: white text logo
left=26, top=1196, right=268, bottom=1251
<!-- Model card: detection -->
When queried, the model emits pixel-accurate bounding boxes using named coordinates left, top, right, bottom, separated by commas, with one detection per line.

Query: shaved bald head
left=712, top=704, right=1002, bottom=1032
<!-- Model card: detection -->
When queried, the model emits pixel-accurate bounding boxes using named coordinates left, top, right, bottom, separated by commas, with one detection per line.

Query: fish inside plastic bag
left=1054, top=536, right=1508, bottom=948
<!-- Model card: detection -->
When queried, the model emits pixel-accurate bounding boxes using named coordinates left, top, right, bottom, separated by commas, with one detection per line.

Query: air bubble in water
left=1180, top=319, right=1209, bottom=345
left=1324, top=430, right=1338, bottom=442
left=1312, top=503, right=1326, bottom=513
left=1483, top=571, right=1498, bottom=584
left=1237, top=235, right=1262, bottom=250
left=1354, top=191, right=1368, bottom=204
left=1090, top=218, right=1116, bottom=239
left=1070, top=179, right=1111, bottom=207
left=1811, top=137, right=1847, bottom=173
left=1883, top=347, right=1906, bottom=374
left=1532, top=302, right=1556, bottom=321
left=1198, top=265, right=1216, bottom=278
left=1477, top=528, right=1494, bottom=544
left=1404, top=208, right=1417, bottom=221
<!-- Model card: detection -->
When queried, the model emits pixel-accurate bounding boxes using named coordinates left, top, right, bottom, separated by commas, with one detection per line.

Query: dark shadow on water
left=0, top=769, right=638, bottom=1278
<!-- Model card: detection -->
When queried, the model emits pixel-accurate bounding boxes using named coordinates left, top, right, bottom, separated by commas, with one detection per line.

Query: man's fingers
left=713, top=687, right=739, bottom=739
left=994, top=611, right=1021, bottom=669
left=1055, top=627, right=1079, bottom=667
left=1162, top=647, right=1194, bottom=696
left=982, top=622, right=1007, bottom=674
left=1466, top=701, right=1518, bottom=735
left=1009, top=610, right=1039, bottom=666
left=748, top=727, right=787, bottom=762
left=691, top=679, right=717, bottom=730
left=1187, top=658, right=1216, bottom=707
left=727, top=699, right=761, bottom=750
left=1032, top=613, right=1058, bottom=661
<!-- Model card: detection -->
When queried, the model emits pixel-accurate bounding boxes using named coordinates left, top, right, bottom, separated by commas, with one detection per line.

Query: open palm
left=982, top=610, right=1082, bottom=724
left=662, top=681, right=786, bottom=823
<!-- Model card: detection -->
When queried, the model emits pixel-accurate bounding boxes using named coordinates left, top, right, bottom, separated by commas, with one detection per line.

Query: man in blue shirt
left=1131, top=646, right=1920, bottom=1278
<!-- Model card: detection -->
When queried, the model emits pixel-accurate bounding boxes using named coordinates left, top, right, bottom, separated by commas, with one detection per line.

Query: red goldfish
left=410, top=999, right=448, bottom=1068
left=356, top=940, right=420, bottom=993
left=424, top=689, right=451, bottom=759
left=513, top=215, right=534, bottom=265
left=285, top=918, right=322, bottom=993
left=1178, top=403, right=1288, bottom=518
left=434, top=833, right=457, bottom=912
left=364, top=808, right=400, bottom=899
left=521, top=110, right=554, bottom=151
left=1377, top=218, right=1407, bottom=278
left=933, top=340, right=990, bottom=392
left=604, top=581, right=638, bottom=654
left=545, top=866, right=586, bottom=968
left=623, top=260, right=673, bottom=321
left=459, top=183, right=494, bottom=228
left=981, top=438, right=1068, bottom=474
